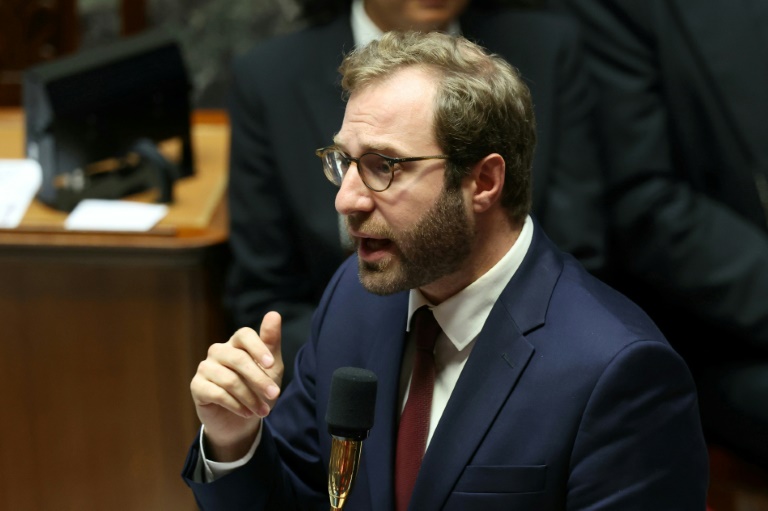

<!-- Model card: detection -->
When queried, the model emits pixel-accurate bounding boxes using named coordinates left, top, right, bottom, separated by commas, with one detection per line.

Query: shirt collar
left=407, top=215, right=534, bottom=351
left=351, top=0, right=462, bottom=48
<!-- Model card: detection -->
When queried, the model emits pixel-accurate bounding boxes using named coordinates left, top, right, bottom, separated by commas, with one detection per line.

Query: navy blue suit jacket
left=184, top=225, right=708, bottom=510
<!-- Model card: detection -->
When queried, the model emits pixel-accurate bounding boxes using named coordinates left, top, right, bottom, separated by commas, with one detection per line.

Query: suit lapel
left=672, top=0, right=768, bottom=163
left=410, top=306, right=535, bottom=510
left=410, top=225, right=562, bottom=510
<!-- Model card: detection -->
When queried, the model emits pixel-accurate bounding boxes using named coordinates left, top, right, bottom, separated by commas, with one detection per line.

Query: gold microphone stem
left=328, top=436, right=363, bottom=511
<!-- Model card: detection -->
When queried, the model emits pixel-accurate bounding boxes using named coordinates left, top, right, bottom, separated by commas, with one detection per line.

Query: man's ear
left=466, top=153, right=505, bottom=213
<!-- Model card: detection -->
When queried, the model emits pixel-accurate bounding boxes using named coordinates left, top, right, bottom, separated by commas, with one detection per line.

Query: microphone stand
left=328, top=436, right=363, bottom=511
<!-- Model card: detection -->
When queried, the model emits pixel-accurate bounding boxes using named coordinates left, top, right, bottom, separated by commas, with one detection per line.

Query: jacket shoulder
left=464, top=8, right=582, bottom=49
left=232, top=17, right=352, bottom=78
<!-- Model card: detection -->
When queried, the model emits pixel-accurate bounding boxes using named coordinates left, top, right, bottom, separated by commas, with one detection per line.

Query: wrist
left=202, top=420, right=261, bottom=462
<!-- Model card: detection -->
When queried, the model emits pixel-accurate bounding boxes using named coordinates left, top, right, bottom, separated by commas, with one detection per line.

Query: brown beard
left=346, top=185, right=473, bottom=295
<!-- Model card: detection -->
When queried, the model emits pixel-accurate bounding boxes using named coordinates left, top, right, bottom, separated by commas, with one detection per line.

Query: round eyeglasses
left=315, top=146, right=450, bottom=192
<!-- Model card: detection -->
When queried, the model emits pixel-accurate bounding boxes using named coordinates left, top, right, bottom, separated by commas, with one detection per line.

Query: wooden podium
left=0, top=109, right=230, bottom=510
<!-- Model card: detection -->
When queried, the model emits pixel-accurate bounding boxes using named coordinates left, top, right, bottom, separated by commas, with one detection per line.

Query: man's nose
left=335, top=163, right=374, bottom=215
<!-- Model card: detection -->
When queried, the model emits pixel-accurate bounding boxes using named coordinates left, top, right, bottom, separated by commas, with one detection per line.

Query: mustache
left=345, top=214, right=396, bottom=240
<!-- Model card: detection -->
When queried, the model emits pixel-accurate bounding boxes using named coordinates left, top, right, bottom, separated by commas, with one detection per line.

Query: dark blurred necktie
left=394, top=306, right=441, bottom=511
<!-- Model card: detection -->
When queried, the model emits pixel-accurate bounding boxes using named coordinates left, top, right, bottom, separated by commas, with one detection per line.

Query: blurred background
left=80, top=0, right=304, bottom=107
left=1, top=0, right=304, bottom=108
left=0, top=1, right=273, bottom=509
left=2, top=2, right=768, bottom=510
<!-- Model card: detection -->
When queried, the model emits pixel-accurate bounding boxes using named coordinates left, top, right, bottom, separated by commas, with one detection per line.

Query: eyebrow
left=331, top=136, right=402, bottom=157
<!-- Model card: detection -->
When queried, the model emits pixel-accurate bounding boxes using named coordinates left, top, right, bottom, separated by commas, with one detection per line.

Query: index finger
left=226, top=325, right=282, bottom=399
left=228, top=324, right=276, bottom=370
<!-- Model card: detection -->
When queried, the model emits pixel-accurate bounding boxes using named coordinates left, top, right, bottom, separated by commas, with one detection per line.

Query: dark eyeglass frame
left=315, top=146, right=450, bottom=192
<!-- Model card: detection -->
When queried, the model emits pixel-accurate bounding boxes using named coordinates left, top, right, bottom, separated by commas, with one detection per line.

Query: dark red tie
left=395, top=306, right=442, bottom=511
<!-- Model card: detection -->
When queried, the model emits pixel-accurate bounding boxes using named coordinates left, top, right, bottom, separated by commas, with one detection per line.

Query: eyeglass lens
left=325, top=151, right=393, bottom=191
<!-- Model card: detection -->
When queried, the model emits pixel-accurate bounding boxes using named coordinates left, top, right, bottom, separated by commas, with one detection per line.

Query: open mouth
left=358, top=236, right=394, bottom=261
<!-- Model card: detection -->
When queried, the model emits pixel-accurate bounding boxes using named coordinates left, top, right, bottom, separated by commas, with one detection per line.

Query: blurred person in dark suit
left=226, top=0, right=605, bottom=385
left=551, top=0, right=768, bottom=467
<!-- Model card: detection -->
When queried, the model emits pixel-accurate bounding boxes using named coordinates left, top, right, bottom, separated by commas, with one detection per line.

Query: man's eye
left=367, top=157, right=393, bottom=175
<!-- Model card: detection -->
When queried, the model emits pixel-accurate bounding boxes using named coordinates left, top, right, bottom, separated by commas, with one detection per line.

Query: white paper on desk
left=0, top=159, right=43, bottom=228
left=65, top=199, right=169, bottom=232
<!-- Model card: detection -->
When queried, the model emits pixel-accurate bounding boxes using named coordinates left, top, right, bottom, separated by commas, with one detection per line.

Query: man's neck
left=419, top=218, right=522, bottom=305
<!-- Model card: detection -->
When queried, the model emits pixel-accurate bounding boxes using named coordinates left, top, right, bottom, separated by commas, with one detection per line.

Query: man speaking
left=182, top=31, right=708, bottom=510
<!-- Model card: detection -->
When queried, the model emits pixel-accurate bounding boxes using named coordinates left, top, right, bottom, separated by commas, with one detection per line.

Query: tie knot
left=411, top=306, right=441, bottom=352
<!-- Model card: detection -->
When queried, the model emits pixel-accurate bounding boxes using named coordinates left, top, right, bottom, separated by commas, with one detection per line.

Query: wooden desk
left=0, top=109, right=230, bottom=510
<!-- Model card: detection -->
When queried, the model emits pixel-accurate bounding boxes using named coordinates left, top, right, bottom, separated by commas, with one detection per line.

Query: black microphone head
left=326, top=367, right=378, bottom=440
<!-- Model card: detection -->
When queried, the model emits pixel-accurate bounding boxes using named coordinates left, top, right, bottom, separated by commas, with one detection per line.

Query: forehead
left=336, top=67, right=440, bottom=154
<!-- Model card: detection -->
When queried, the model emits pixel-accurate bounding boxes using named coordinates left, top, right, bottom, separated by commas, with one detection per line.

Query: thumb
left=260, top=311, right=283, bottom=367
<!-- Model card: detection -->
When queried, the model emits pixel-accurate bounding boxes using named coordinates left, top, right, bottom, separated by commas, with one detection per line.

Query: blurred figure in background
left=551, top=0, right=768, bottom=467
left=226, top=0, right=605, bottom=384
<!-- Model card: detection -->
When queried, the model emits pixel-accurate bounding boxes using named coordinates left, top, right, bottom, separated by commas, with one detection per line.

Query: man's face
left=348, top=183, right=473, bottom=295
left=364, top=0, right=471, bottom=32
left=334, top=67, right=474, bottom=296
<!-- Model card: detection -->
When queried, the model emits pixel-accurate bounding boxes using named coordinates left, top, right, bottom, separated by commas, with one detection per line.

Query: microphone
left=325, top=367, right=378, bottom=511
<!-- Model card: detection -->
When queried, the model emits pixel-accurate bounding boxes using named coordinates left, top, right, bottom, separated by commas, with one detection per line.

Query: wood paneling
left=0, top=249, right=227, bottom=510
left=121, top=1, right=147, bottom=36
left=708, top=445, right=768, bottom=511
left=0, top=0, right=79, bottom=105
left=0, top=110, right=230, bottom=510
left=0, top=0, right=148, bottom=106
